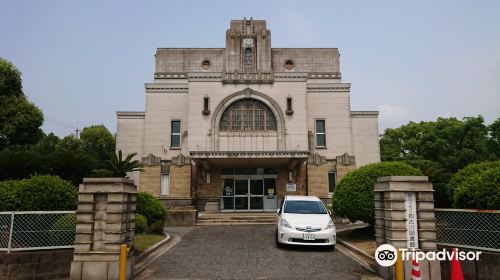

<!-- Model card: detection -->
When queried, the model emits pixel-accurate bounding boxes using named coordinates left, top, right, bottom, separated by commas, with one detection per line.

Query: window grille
left=243, top=48, right=253, bottom=70
left=171, top=120, right=181, bottom=148
left=220, top=99, right=277, bottom=131
left=316, top=120, right=326, bottom=147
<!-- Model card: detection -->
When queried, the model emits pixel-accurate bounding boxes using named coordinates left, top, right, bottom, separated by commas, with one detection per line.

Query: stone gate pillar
left=374, top=176, right=441, bottom=280
left=70, top=178, right=137, bottom=280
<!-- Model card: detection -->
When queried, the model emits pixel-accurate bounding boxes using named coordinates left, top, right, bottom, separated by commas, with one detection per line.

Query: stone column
left=374, top=176, right=441, bottom=280
left=70, top=178, right=137, bottom=280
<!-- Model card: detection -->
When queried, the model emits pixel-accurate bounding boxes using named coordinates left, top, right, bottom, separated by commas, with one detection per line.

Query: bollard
left=395, top=249, right=403, bottom=280
left=119, top=244, right=130, bottom=280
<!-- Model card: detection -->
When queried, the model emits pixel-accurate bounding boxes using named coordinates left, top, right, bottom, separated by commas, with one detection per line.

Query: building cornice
left=145, top=83, right=188, bottom=93
left=190, top=150, right=310, bottom=159
left=350, top=111, right=379, bottom=117
left=307, top=83, right=351, bottom=93
left=116, top=111, right=145, bottom=119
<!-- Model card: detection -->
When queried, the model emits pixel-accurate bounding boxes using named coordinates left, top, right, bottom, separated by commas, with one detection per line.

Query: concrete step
left=197, top=216, right=276, bottom=220
left=197, top=221, right=276, bottom=226
left=196, top=213, right=277, bottom=226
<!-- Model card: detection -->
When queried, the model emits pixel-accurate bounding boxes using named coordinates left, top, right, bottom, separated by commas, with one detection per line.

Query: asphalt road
left=137, top=225, right=372, bottom=280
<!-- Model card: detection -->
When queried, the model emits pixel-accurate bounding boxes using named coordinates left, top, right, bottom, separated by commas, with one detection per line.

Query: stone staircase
left=196, top=212, right=277, bottom=226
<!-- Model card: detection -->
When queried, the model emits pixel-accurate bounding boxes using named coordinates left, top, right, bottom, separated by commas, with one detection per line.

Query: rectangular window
left=328, top=172, right=336, bottom=193
left=160, top=174, right=170, bottom=196
left=315, top=120, right=326, bottom=147
left=171, top=120, right=181, bottom=148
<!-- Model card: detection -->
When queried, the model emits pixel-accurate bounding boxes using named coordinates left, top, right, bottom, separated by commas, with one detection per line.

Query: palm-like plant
left=106, top=150, right=143, bottom=178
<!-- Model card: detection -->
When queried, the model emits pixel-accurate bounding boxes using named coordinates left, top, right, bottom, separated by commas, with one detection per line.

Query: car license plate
left=303, top=234, right=315, bottom=240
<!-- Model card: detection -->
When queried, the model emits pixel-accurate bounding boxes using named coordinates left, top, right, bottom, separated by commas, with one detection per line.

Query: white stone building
left=116, top=18, right=380, bottom=211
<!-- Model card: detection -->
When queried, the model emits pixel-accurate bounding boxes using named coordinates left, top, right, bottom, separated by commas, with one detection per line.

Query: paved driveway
left=137, top=225, right=372, bottom=280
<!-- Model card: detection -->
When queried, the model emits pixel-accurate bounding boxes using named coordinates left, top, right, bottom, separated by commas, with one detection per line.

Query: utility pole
left=75, top=128, right=82, bottom=139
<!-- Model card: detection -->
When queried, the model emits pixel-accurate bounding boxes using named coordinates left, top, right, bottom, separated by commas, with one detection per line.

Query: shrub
left=150, top=220, right=165, bottom=234
left=0, top=180, right=18, bottom=211
left=136, top=192, right=166, bottom=226
left=332, top=162, right=422, bottom=224
left=51, top=213, right=76, bottom=245
left=0, top=175, right=77, bottom=211
left=135, top=214, right=148, bottom=234
left=447, top=161, right=500, bottom=209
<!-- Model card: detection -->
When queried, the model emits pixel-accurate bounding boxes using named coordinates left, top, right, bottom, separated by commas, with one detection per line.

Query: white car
left=276, top=195, right=336, bottom=248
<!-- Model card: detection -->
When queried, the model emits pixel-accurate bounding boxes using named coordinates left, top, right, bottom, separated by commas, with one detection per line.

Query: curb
left=336, top=223, right=371, bottom=234
left=337, top=238, right=376, bottom=262
left=135, top=233, right=171, bottom=263
left=134, top=233, right=181, bottom=277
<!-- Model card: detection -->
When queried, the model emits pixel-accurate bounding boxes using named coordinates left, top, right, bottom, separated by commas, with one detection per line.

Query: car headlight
left=280, top=218, right=292, bottom=229
left=325, top=220, right=335, bottom=230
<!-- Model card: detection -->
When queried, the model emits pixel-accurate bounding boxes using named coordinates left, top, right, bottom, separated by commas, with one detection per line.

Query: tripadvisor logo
left=375, top=244, right=397, bottom=267
left=375, top=244, right=482, bottom=266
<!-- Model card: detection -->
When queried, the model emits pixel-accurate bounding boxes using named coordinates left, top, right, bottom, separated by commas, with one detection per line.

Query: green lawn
left=135, top=233, right=166, bottom=255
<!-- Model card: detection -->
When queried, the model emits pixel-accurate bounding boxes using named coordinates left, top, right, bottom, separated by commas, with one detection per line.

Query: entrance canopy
left=190, top=151, right=310, bottom=170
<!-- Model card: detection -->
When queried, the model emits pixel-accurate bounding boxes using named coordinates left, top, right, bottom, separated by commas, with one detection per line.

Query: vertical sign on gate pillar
left=405, top=192, right=419, bottom=249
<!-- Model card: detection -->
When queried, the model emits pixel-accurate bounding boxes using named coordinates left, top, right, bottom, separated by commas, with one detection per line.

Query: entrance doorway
left=221, top=176, right=277, bottom=212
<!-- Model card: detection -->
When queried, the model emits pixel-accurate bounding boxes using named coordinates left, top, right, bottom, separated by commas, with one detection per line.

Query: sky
left=1, top=0, right=499, bottom=137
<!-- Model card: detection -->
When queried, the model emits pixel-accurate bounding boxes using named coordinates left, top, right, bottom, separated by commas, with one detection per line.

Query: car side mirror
left=276, top=209, right=281, bottom=215
left=327, top=210, right=332, bottom=216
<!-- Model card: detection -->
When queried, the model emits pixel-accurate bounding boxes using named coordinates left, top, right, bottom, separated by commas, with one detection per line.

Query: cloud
left=377, top=103, right=411, bottom=122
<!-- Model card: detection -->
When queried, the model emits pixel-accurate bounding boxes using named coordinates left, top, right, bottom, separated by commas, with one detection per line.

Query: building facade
left=116, top=18, right=380, bottom=212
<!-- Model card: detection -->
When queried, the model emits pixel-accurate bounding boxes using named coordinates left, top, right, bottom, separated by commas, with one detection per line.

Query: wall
left=306, top=90, right=354, bottom=159
left=271, top=48, right=340, bottom=73
left=187, top=81, right=310, bottom=153
left=139, top=165, right=161, bottom=196
left=0, top=249, right=73, bottom=280
left=351, top=113, right=381, bottom=167
left=169, top=165, right=192, bottom=198
left=116, top=113, right=144, bottom=184
left=143, top=90, right=189, bottom=157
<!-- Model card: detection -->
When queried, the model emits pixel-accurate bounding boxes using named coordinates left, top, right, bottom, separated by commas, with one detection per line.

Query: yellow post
left=395, top=249, right=404, bottom=280
left=119, top=244, right=129, bottom=280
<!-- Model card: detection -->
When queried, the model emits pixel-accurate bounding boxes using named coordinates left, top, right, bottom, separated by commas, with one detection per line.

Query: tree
left=0, top=58, right=44, bottom=149
left=32, top=132, right=60, bottom=154
left=488, top=118, right=500, bottom=160
left=106, top=150, right=143, bottom=177
left=0, top=149, right=44, bottom=180
left=80, top=124, right=115, bottom=160
left=402, top=159, right=453, bottom=207
left=0, top=58, right=23, bottom=98
left=380, top=116, right=491, bottom=173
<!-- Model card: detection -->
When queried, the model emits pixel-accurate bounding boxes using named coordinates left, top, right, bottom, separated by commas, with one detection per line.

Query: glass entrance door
left=249, top=179, right=264, bottom=210
left=222, top=178, right=265, bottom=211
left=234, top=179, right=249, bottom=210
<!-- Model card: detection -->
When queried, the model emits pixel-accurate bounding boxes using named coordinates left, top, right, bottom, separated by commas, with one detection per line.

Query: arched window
left=220, top=99, right=277, bottom=131
left=243, top=48, right=253, bottom=71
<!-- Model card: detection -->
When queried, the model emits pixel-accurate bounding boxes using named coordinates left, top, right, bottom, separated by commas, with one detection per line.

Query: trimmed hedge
left=136, top=192, right=166, bottom=227
left=447, top=161, right=500, bottom=209
left=332, top=162, right=422, bottom=224
left=0, top=175, right=77, bottom=211
left=135, top=214, right=148, bottom=234
left=150, top=220, right=165, bottom=234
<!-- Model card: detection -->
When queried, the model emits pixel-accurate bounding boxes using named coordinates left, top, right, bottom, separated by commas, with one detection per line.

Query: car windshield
left=283, top=200, right=327, bottom=214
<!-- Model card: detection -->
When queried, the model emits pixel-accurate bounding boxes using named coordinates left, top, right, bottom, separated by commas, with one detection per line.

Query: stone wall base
left=70, top=255, right=134, bottom=280
left=165, top=208, right=198, bottom=226
left=0, top=249, right=73, bottom=280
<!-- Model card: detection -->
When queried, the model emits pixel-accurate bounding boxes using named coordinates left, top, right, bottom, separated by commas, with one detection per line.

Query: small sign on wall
left=405, top=192, right=419, bottom=249
left=286, top=183, right=296, bottom=192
